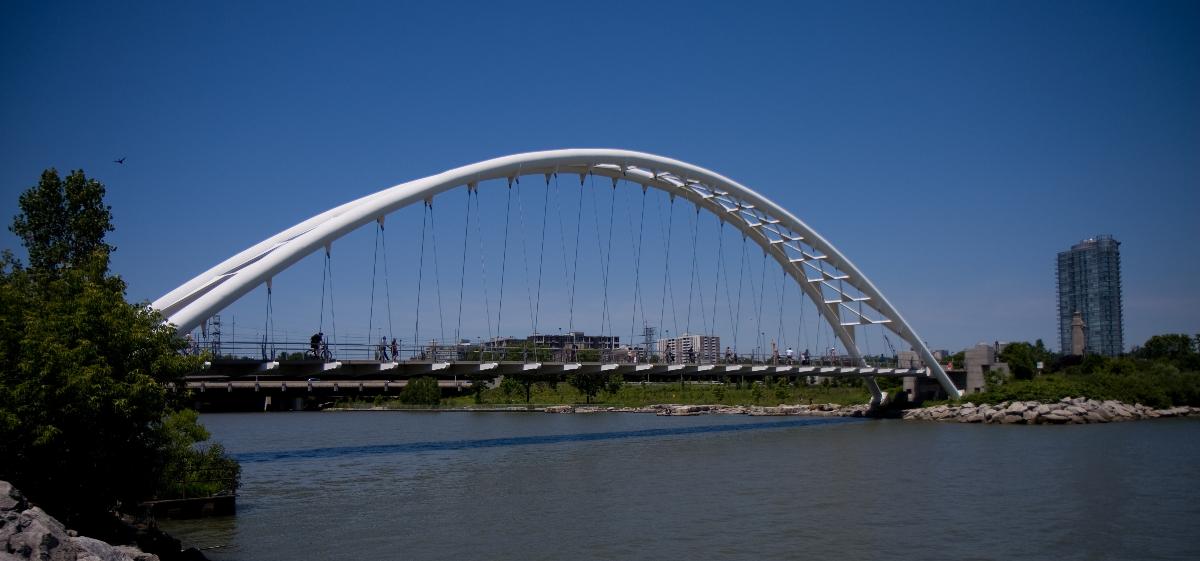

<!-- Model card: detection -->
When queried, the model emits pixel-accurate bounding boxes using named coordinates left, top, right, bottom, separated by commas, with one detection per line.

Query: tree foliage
left=972, top=334, right=1200, bottom=408
left=9, top=169, right=114, bottom=274
left=997, top=340, right=1056, bottom=380
left=506, top=371, right=560, bottom=403
left=0, top=169, right=235, bottom=532
left=399, top=376, right=441, bottom=405
left=567, top=371, right=623, bottom=403
left=1135, top=334, right=1198, bottom=364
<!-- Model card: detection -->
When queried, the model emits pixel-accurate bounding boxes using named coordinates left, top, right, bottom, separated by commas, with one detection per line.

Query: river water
left=162, top=412, right=1200, bottom=561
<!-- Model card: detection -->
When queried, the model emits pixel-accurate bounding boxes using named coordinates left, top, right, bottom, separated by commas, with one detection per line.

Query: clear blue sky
left=2, top=0, right=1197, bottom=354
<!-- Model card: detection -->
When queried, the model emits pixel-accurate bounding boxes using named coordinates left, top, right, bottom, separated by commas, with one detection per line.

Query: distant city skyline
left=2, top=1, right=1197, bottom=352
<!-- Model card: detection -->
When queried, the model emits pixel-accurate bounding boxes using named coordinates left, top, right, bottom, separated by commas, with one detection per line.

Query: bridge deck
left=189, top=358, right=931, bottom=383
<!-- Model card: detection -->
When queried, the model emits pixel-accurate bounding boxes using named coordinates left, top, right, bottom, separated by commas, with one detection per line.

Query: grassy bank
left=340, top=381, right=872, bottom=409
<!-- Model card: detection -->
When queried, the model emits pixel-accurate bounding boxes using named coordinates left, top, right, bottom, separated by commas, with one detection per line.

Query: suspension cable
left=381, top=219, right=393, bottom=347
left=554, top=171, right=571, bottom=290
left=711, top=221, right=725, bottom=354
left=628, top=185, right=647, bottom=356
left=733, top=234, right=747, bottom=357
left=496, top=180, right=513, bottom=343
left=515, top=178, right=536, bottom=334
left=263, top=282, right=274, bottom=360
left=326, top=248, right=337, bottom=354
left=428, top=199, right=447, bottom=350
left=473, top=188, right=493, bottom=344
left=776, top=269, right=787, bottom=355
left=721, top=224, right=738, bottom=345
left=684, top=204, right=699, bottom=336
left=816, top=284, right=826, bottom=360
left=455, top=188, right=472, bottom=346
left=567, top=173, right=585, bottom=333
left=754, top=250, right=767, bottom=361
left=533, top=174, right=551, bottom=335
left=795, top=280, right=806, bottom=360
left=657, top=195, right=678, bottom=344
left=319, top=249, right=327, bottom=334
left=694, top=206, right=710, bottom=342
left=413, top=202, right=428, bottom=355
left=368, top=221, right=381, bottom=358
left=598, top=178, right=617, bottom=347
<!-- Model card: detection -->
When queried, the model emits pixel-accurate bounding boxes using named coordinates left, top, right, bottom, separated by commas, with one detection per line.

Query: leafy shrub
left=400, top=376, right=441, bottom=405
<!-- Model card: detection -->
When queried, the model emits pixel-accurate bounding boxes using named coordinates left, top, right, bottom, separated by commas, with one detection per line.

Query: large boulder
left=0, top=481, right=160, bottom=561
left=1040, top=411, right=1071, bottom=424
left=0, top=482, right=28, bottom=513
left=7, top=507, right=68, bottom=560
left=1000, top=412, right=1025, bottom=424
left=71, top=535, right=160, bottom=561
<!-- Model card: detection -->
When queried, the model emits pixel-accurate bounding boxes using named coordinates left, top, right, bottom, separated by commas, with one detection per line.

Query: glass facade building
left=1056, top=235, right=1124, bottom=356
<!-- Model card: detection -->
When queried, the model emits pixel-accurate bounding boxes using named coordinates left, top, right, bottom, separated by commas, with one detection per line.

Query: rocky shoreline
left=543, top=403, right=876, bottom=417
left=542, top=399, right=1199, bottom=423
left=346, top=399, right=1200, bottom=423
left=901, top=397, right=1200, bottom=424
left=2, top=481, right=154, bottom=561
left=2, top=481, right=205, bottom=561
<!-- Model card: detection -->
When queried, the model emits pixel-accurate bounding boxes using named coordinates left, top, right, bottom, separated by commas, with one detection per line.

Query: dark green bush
left=399, top=376, right=441, bottom=405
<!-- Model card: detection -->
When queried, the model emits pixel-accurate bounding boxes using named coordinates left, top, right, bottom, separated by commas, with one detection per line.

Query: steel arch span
left=153, top=149, right=962, bottom=401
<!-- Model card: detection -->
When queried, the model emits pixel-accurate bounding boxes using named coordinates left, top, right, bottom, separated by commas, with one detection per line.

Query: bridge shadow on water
left=233, top=417, right=864, bottom=464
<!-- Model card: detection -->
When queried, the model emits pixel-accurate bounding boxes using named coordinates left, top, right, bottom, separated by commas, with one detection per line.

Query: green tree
left=0, top=169, right=237, bottom=535
left=498, top=376, right=525, bottom=402
left=1137, top=334, right=1196, bottom=361
left=157, top=409, right=240, bottom=499
left=507, top=371, right=559, bottom=403
left=567, top=371, right=623, bottom=403
left=999, top=342, right=1038, bottom=380
left=751, top=382, right=766, bottom=403
left=467, top=372, right=493, bottom=403
left=399, top=376, right=442, bottom=405
left=9, top=169, right=114, bottom=274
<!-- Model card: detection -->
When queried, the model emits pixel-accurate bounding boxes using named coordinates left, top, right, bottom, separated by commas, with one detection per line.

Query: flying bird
left=113, top=157, right=126, bottom=164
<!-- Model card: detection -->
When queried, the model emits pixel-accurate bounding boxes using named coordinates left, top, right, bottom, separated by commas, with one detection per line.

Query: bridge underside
left=185, top=360, right=944, bottom=411
left=192, top=358, right=934, bottom=381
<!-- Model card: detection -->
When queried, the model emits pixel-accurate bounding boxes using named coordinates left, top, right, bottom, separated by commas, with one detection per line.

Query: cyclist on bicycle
left=310, top=332, right=323, bottom=357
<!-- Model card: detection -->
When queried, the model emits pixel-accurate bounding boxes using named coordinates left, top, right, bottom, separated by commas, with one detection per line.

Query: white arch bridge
left=154, top=149, right=962, bottom=404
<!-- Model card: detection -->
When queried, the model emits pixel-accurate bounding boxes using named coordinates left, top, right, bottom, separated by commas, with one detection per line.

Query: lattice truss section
left=585, top=163, right=893, bottom=329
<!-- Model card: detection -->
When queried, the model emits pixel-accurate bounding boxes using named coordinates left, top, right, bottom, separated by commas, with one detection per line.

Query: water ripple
left=233, top=416, right=862, bottom=463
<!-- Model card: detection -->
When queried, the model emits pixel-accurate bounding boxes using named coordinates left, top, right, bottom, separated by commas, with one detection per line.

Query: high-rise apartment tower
left=1056, top=235, right=1123, bottom=356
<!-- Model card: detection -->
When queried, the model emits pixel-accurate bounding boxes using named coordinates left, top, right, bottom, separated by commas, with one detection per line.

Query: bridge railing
left=182, top=339, right=917, bottom=369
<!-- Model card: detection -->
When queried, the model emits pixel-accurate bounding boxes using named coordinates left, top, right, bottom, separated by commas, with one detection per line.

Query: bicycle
left=306, top=342, right=333, bottom=361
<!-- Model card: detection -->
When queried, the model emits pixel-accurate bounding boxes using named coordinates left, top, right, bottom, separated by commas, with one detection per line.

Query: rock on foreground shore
left=2, top=481, right=159, bottom=561
left=902, top=397, right=1200, bottom=425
